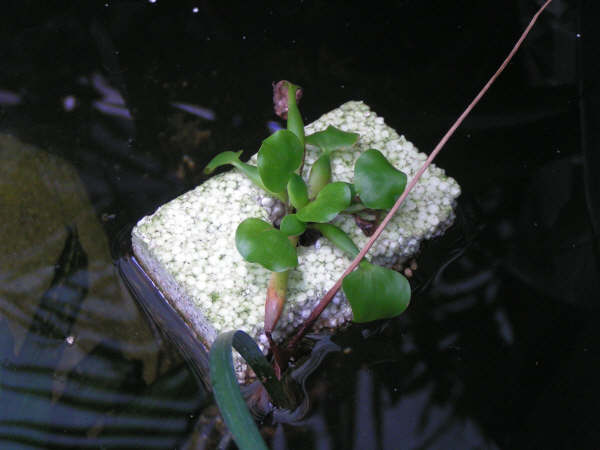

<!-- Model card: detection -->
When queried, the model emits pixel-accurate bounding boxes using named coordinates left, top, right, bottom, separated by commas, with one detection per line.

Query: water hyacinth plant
left=205, top=81, right=412, bottom=341
left=203, top=0, right=553, bottom=446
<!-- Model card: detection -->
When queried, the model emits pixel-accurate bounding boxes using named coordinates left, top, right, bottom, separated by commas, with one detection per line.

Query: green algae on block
left=132, top=101, right=461, bottom=375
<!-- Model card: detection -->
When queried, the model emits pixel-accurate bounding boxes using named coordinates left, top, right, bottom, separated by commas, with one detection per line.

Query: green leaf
left=286, top=82, right=304, bottom=147
left=280, top=214, right=307, bottom=236
left=287, top=174, right=309, bottom=209
left=346, top=182, right=357, bottom=198
left=258, top=129, right=304, bottom=193
left=342, top=261, right=411, bottom=323
left=210, top=330, right=293, bottom=450
left=297, top=182, right=351, bottom=223
left=311, top=223, right=359, bottom=258
left=204, top=150, right=278, bottom=198
left=306, top=125, right=358, bottom=152
left=235, top=218, right=298, bottom=272
left=308, top=153, right=331, bottom=198
left=354, top=149, right=407, bottom=210
left=204, top=150, right=244, bottom=174
left=343, top=203, right=366, bottom=213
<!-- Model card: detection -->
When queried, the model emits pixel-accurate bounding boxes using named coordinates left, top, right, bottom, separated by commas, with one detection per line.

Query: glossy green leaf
left=235, top=164, right=270, bottom=194
left=204, top=150, right=273, bottom=196
left=297, top=182, right=351, bottom=223
left=210, top=330, right=293, bottom=450
left=258, top=129, right=304, bottom=193
left=311, top=223, right=359, bottom=258
left=204, top=150, right=244, bottom=174
left=306, top=125, right=358, bottom=152
left=280, top=214, right=306, bottom=236
left=287, top=174, right=309, bottom=209
left=354, top=149, right=407, bottom=210
left=346, top=182, right=357, bottom=199
left=308, top=153, right=331, bottom=198
left=286, top=82, right=304, bottom=147
left=343, top=203, right=367, bottom=213
left=235, top=218, right=298, bottom=272
left=342, top=261, right=411, bottom=323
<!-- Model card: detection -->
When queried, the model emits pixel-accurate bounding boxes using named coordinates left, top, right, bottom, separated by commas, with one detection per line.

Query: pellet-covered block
left=132, top=101, right=460, bottom=366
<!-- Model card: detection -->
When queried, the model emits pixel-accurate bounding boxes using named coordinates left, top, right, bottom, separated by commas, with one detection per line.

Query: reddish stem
left=287, top=0, right=554, bottom=351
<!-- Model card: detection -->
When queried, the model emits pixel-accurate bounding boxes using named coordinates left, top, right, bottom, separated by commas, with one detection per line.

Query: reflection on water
left=0, top=135, right=207, bottom=448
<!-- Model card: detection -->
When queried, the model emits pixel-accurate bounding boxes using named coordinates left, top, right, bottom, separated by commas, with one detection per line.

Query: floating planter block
left=132, top=101, right=460, bottom=361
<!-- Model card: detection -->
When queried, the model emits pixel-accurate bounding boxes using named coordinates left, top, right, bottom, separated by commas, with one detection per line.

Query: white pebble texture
left=132, top=101, right=460, bottom=374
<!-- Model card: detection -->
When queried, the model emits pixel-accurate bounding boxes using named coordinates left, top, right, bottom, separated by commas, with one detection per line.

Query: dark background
left=1, top=0, right=599, bottom=448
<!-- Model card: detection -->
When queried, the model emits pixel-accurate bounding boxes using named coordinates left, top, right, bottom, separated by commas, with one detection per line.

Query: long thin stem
left=287, top=0, right=554, bottom=350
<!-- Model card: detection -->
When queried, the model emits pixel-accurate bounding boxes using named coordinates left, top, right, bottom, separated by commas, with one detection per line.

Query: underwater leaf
left=297, top=182, right=351, bottom=223
left=342, top=261, right=411, bottom=323
left=258, top=129, right=303, bottom=193
left=286, top=82, right=304, bottom=147
left=210, top=330, right=293, bottom=450
left=287, top=174, right=309, bottom=209
left=308, top=153, right=332, bottom=198
left=311, top=223, right=359, bottom=258
left=354, top=149, right=407, bottom=210
left=306, top=125, right=358, bottom=152
left=280, top=214, right=307, bottom=236
left=235, top=219, right=298, bottom=272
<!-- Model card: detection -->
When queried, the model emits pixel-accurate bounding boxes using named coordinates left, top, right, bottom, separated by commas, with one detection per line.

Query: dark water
left=1, top=0, right=599, bottom=448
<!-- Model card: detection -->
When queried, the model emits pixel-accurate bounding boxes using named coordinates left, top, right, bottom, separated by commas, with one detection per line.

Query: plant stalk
left=264, top=236, right=299, bottom=335
left=264, top=270, right=289, bottom=334
left=287, top=0, right=554, bottom=351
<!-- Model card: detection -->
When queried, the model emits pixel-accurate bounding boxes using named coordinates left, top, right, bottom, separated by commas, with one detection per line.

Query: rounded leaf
left=306, top=125, right=358, bottom=152
left=280, top=214, right=307, bottom=236
left=297, top=182, right=351, bottom=223
left=235, top=218, right=298, bottom=272
left=354, top=149, right=407, bottom=210
left=287, top=174, right=309, bottom=209
left=342, top=261, right=411, bottom=323
left=258, top=129, right=303, bottom=193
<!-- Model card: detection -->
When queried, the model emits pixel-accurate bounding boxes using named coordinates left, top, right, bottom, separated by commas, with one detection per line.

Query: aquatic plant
left=205, top=1, right=554, bottom=447
left=205, top=82, right=411, bottom=340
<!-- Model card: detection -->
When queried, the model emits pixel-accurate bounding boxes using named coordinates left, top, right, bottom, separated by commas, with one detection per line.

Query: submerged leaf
left=258, top=130, right=303, bottom=193
left=280, top=214, right=307, bottom=236
left=235, top=218, right=298, bottom=272
left=210, top=330, right=292, bottom=450
left=297, top=182, right=351, bottom=223
left=354, top=149, right=407, bottom=210
left=342, top=261, right=411, bottom=323
left=306, top=125, right=358, bottom=152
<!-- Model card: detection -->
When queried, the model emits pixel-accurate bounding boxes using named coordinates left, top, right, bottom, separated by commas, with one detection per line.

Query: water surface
left=1, top=1, right=598, bottom=448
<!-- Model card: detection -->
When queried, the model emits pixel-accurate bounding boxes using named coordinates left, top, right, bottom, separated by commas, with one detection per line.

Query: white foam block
left=132, top=101, right=460, bottom=366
